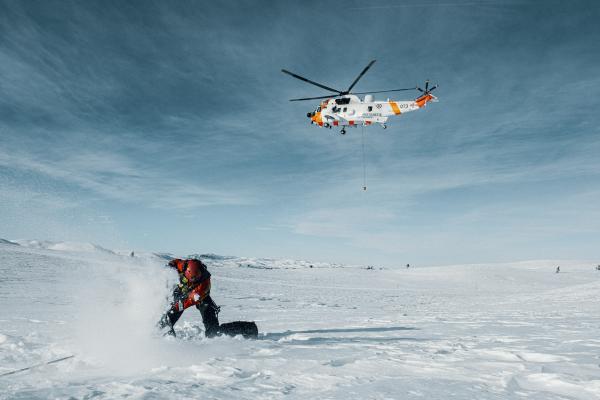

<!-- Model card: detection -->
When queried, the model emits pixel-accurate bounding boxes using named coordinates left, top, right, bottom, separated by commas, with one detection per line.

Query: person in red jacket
left=158, top=258, right=220, bottom=337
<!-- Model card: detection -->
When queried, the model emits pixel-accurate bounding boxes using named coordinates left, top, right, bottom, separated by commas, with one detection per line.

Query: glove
left=175, top=300, right=184, bottom=312
left=172, top=285, right=182, bottom=299
left=173, top=283, right=190, bottom=299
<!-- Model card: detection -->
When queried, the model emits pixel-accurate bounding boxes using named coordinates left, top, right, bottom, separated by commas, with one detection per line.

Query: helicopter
left=282, top=60, right=438, bottom=134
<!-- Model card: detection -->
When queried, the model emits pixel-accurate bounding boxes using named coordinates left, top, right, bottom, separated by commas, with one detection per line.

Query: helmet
left=184, top=260, right=202, bottom=281
left=184, top=259, right=205, bottom=282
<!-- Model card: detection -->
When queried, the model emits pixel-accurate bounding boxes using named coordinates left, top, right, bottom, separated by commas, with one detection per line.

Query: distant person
left=556, top=266, right=560, bottom=273
left=130, top=251, right=135, bottom=257
left=406, top=263, right=410, bottom=269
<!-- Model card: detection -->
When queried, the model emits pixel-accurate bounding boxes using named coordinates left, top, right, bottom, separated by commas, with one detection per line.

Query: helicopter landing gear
left=340, top=128, right=346, bottom=135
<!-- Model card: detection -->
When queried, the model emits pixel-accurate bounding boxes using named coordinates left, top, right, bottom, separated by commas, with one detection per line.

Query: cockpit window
left=316, top=106, right=321, bottom=112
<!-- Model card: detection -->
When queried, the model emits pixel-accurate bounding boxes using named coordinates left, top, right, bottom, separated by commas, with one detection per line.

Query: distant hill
left=12, top=240, right=116, bottom=255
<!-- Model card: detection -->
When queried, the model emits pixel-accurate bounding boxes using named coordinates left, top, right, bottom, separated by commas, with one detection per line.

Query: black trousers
left=166, top=294, right=221, bottom=337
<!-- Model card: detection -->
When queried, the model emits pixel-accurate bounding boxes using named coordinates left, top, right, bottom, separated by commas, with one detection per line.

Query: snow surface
left=1, top=240, right=599, bottom=399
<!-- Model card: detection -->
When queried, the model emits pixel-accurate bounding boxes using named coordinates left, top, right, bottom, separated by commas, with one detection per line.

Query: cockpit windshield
left=335, top=98, right=351, bottom=105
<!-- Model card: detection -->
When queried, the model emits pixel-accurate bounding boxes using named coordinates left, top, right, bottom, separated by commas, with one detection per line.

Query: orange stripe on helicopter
left=416, top=94, right=432, bottom=108
left=389, top=101, right=401, bottom=115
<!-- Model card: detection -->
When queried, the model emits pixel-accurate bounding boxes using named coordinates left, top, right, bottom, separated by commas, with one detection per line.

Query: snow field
left=1, top=241, right=599, bottom=399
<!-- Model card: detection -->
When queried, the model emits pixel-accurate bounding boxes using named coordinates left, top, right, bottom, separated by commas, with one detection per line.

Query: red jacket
left=168, top=258, right=212, bottom=312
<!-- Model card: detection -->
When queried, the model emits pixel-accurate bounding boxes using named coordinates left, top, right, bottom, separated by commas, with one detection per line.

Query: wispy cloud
left=0, top=147, right=253, bottom=209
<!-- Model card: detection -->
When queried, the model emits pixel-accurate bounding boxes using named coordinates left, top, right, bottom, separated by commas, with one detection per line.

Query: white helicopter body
left=308, top=93, right=437, bottom=131
left=282, top=60, right=437, bottom=134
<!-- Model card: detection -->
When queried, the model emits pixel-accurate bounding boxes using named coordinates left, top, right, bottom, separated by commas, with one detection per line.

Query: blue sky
left=1, top=0, right=599, bottom=266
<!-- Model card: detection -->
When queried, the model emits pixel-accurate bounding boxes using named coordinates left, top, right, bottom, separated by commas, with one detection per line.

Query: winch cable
left=361, top=124, right=367, bottom=191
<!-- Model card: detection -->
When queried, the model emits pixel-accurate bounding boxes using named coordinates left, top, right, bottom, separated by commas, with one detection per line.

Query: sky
left=1, top=0, right=599, bottom=267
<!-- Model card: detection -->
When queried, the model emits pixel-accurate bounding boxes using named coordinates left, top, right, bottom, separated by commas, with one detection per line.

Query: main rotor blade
left=289, top=94, right=337, bottom=102
left=346, top=60, right=376, bottom=93
left=352, top=87, right=417, bottom=95
left=281, top=69, right=341, bottom=94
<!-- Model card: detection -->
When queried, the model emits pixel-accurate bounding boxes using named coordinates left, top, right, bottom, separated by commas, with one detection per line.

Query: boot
left=197, top=296, right=220, bottom=338
left=157, top=308, right=183, bottom=336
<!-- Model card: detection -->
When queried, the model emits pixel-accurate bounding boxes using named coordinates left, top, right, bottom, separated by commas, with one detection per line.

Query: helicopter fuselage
left=308, top=93, right=436, bottom=129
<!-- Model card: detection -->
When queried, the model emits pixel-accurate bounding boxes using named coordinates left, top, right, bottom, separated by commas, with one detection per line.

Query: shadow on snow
left=260, top=326, right=426, bottom=344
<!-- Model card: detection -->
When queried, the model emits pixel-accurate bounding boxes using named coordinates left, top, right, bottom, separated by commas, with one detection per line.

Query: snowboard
left=219, top=321, right=258, bottom=339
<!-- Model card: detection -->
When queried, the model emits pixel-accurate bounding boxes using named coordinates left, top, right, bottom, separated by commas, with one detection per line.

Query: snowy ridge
left=3, top=238, right=593, bottom=272
left=1, top=240, right=599, bottom=399
left=197, top=254, right=345, bottom=270
left=173, top=252, right=346, bottom=270
left=10, top=239, right=117, bottom=255
left=0, top=239, right=342, bottom=270
left=152, top=252, right=175, bottom=261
